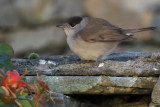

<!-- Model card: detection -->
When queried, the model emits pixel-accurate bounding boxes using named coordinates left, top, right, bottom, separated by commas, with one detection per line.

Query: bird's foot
left=82, top=60, right=94, bottom=63
left=83, top=61, right=105, bottom=69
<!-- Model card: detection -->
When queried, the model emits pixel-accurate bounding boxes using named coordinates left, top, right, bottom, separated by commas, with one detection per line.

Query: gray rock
left=10, top=52, right=160, bottom=95
left=0, top=0, right=19, bottom=28
left=14, top=0, right=84, bottom=24
left=48, top=93, right=81, bottom=107
left=24, top=76, right=157, bottom=95
left=151, top=11, right=160, bottom=44
left=6, top=25, right=67, bottom=56
left=152, top=77, right=160, bottom=104
left=45, top=93, right=96, bottom=107
left=12, top=52, right=160, bottom=76
left=48, top=93, right=150, bottom=107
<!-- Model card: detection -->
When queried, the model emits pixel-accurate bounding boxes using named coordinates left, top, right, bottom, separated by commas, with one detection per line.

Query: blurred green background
left=0, top=0, right=160, bottom=58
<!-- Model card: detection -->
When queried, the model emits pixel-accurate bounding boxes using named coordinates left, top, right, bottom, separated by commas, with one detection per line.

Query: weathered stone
left=47, top=93, right=97, bottom=107
left=48, top=93, right=81, bottom=107
left=14, top=0, right=84, bottom=24
left=151, top=12, right=160, bottom=44
left=49, top=94, right=150, bottom=107
left=12, top=52, right=160, bottom=76
left=151, top=77, right=160, bottom=104
left=7, top=26, right=66, bottom=57
left=0, top=0, right=19, bottom=28
left=7, top=52, right=160, bottom=106
left=24, top=76, right=157, bottom=95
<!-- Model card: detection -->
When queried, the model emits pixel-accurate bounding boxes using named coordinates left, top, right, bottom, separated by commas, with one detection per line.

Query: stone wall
left=0, top=0, right=160, bottom=57
left=12, top=52, right=160, bottom=107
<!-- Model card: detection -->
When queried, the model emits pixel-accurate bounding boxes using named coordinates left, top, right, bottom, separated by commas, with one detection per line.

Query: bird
left=56, top=16, right=157, bottom=66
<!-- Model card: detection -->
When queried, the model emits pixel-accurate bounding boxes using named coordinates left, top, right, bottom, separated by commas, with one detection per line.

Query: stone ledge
left=10, top=52, right=160, bottom=95
left=24, top=76, right=157, bottom=95
left=12, top=52, right=160, bottom=77
left=10, top=52, right=160, bottom=106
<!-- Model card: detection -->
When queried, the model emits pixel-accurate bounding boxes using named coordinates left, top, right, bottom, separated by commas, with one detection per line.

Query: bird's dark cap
left=66, top=16, right=82, bottom=27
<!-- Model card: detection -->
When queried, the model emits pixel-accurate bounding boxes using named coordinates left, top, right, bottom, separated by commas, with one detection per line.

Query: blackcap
left=57, top=16, right=157, bottom=66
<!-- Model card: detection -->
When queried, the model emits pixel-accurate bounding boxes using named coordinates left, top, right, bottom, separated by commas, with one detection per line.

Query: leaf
left=17, top=92, right=28, bottom=98
left=0, top=56, right=14, bottom=70
left=17, top=98, right=32, bottom=107
left=0, top=43, right=13, bottom=57
left=21, top=92, right=28, bottom=97
left=30, top=101, right=41, bottom=107
left=0, top=87, right=5, bottom=93
left=0, top=100, right=14, bottom=107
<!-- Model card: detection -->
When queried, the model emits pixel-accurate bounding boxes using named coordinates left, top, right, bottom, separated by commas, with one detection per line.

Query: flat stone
left=152, top=77, right=160, bottom=104
left=12, top=52, right=160, bottom=76
left=24, top=76, right=157, bottom=95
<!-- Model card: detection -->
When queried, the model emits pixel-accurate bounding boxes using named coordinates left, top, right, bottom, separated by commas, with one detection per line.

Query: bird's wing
left=78, top=18, right=133, bottom=42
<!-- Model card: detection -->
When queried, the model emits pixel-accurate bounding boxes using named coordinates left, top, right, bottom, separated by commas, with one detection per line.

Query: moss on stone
left=146, top=56, right=160, bottom=63
left=28, top=53, right=39, bottom=59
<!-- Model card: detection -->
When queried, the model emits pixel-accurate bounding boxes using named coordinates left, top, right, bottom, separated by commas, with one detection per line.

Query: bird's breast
left=67, top=35, right=118, bottom=61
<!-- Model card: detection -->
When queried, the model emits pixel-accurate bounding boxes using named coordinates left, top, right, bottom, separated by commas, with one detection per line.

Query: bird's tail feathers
left=124, top=26, right=157, bottom=34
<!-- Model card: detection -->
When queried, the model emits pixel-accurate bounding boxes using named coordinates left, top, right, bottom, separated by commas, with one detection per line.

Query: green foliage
left=17, top=97, right=32, bottom=107
left=0, top=43, right=13, bottom=57
left=16, top=92, right=33, bottom=107
left=0, top=43, right=14, bottom=71
left=30, top=101, right=41, bottom=107
left=28, top=53, right=39, bottom=59
left=0, top=56, right=14, bottom=70
left=0, top=87, right=5, bottom=93
left=0, top=101, right=14, bottom=107
left=16, top=92, right=28, bottom=98
left=0, top=43, right=52, bottom=107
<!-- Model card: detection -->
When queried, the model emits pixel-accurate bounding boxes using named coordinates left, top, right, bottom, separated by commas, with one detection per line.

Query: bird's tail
left=123, top=26, right=157, bottom=34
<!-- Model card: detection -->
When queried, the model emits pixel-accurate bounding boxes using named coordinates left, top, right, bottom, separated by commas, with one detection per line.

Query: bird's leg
left=83, top=60, right=94, bottom=63
left=91, top=55, right=104, bottom=67
left=83, top=55, right=104, bottom=69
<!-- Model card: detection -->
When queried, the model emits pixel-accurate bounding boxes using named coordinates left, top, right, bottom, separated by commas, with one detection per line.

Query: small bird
left=57, top=16, right=157, bottom=66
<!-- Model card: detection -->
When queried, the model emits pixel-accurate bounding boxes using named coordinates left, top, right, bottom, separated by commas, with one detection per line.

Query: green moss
left=146, top=58, right=157, bottom=63
left=28, top=53, right=39, bottom=59
left=151, top=102, right=160, bottom=106
left=87, top=70, right=92, bottom=73
left=133, top=75, right=138, bottom=78
left=99, top=75, right=106, bottom=77
left=61, top=56, right=68, bottom=59
left=146, top=56, right=160, bottom=63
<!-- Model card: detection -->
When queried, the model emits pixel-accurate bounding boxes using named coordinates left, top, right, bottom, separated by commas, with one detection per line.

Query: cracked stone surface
left=12, top=52, right=160, bottom=76
left=24, top=76, right=157, bottom=94
left=151, top=77, right=160, bottom=105
left=11, top=52, right=160, bottom=94
left=9, top=52, right=160, bottom=106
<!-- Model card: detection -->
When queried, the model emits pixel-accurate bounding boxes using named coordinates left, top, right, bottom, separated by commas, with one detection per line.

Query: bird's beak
left=56, top=24, right=66, bottom=28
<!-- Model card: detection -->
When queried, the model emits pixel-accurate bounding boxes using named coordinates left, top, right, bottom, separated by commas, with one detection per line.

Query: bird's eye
left=69, top=23, right=76, bottom=27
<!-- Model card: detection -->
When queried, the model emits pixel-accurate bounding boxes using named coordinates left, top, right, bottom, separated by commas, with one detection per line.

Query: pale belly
left=67, top=36, right=118, bottom=61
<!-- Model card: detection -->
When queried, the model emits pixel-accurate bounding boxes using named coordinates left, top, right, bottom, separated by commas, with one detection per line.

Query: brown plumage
left=79, top=17, right=156, bottom=42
